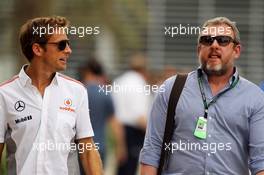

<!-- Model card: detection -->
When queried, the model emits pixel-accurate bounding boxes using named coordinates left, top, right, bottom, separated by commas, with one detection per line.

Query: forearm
left=109, top=117, right=127, bottom=162
left=257, top=171, right=264, bottom=175
left=0, top=143, right=4, bottom=167
left=109, top=117, right=125, bottom=148
left=140, top=163, right=157, bottom=175
left=79, top=138, right=103, bottom=175
left=80, top=149, right=103, bottom=175
left=136, top=115, right=147, bottom=130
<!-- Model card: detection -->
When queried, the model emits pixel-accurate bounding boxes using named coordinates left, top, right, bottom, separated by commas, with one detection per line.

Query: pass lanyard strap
left=197, top=70, right=239, bottom=118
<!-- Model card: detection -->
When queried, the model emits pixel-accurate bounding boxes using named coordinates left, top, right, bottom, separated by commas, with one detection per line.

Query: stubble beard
left=200, top=59, right=228, bottom=76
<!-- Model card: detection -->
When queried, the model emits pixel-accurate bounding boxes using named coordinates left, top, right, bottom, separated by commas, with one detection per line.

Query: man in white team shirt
left=0, top=16, right=103, bottom=175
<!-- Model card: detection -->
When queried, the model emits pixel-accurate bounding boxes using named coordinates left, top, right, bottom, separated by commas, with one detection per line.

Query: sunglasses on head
left=199, top=35, right=237, bottom=46
left=40, top=40, right=70, bottom=51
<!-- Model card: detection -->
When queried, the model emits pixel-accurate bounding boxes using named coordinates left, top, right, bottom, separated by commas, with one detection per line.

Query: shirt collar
left=19, top=64, right=60, bottom=87
left=18, top=65, right=31, bottom=87
left=52, top=73, right=60, bottom=86
left=197, top=67, right=239, bottom=86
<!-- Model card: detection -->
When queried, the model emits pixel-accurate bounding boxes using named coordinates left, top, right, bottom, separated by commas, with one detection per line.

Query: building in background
left=0, top=0, right=263, bottom=84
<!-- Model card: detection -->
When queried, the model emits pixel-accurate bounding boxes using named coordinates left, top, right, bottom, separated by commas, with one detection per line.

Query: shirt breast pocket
left=56, top=111, right=77, bottom=141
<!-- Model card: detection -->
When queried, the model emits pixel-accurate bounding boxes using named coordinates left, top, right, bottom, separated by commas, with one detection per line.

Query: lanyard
left=197, top=69, right=239, bottom=118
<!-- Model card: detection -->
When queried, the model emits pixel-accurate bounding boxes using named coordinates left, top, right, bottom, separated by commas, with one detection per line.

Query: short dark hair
left=19, top=16, right=69, bottom=62
left=84, top=58, right=104, bottom=76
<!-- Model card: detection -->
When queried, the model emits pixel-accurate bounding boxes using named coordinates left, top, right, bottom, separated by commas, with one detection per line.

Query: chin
left=56, top=65, right=67, bottom=72
left=207, top=63, right=222, bottom=71
left=205, top=64, right=225, bottom=76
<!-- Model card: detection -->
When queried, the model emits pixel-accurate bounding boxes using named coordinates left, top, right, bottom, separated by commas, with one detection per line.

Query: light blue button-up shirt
left=139, top=68, right=264, bottom=175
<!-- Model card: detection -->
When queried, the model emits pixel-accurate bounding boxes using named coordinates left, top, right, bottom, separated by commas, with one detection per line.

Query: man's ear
left=197, top=44, right=201, bottom=56
left=32, top=43, right=45, bottom=57
left=233, top=44, right=241, bottom=60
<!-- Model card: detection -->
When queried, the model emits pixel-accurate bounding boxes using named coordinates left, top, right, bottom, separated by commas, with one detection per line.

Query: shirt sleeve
left=249, top=90, right=264, bottom=174
left=75, top=87, right=94, bottom=139
left=0, top=101, right=6, bottom=143
left=139, top=76, right=175, bottom=168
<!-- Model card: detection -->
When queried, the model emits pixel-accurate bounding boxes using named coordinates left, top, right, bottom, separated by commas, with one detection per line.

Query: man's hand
left=78, top=137, right=103, bottom=175
left=140, top=163, right=157, bottom=175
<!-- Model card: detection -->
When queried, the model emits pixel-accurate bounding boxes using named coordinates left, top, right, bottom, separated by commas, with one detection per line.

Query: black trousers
left=117, top=125, right=145, bottom=175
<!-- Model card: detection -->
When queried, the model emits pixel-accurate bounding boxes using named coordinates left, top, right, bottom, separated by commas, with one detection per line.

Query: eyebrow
left=48, top=39, right=69, bottom=42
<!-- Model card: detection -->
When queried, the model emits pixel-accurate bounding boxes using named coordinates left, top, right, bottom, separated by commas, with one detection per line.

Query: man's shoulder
left=163, top=71, right=194, bottom=88
left=239, top=76, right=264, bottom=98
left=57, top=73, right=84, bottom=88
left=239, top=76, right=262, bottom=90
left=0, top=75, right=19, bottom=90
left=57, top=73, right=87, bottom=97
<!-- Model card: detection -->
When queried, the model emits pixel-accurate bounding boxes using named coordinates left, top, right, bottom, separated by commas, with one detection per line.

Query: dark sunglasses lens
left=199, top=36, right=213, bottom=46
left=58, top=40, right=69, bottom=51
left=200, top=36, right=233, bottom=46
left=216, top=36, right=231, bottom=46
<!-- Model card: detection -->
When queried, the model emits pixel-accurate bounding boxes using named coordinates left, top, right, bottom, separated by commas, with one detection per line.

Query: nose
left=64, top=44, right=72, bottom=54
left=211, top=39, right=220, bottom=48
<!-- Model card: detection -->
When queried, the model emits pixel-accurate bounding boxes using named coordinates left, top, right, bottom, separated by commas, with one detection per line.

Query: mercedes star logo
left=14, top=101, right=26, bottom=112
